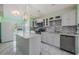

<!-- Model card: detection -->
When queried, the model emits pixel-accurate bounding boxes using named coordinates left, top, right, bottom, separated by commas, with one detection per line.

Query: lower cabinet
left=53, top=35, right=60, bottom=47
left=41, top=32, right=60, bottom=48
left=41, top=43, right=50, bottom=55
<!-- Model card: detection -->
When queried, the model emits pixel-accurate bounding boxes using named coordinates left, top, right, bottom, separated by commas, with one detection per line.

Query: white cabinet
left=41, top=43, right=50, bottom=55
left=41, top=32, right=48, bottom=43
left=48, top=33, right=60, bottom=48
left=62, top=9, right=76, bottom=26
left=41, top=32, right=60, bottom=48
left=53, top=34, right=60, bottom=47
left=41, top=32, right=54, bottom=45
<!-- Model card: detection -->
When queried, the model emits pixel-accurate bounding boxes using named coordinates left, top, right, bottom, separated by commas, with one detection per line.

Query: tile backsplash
left=46, top=26, right=55, bottom=32
left=45, top=19, right=77, bottom=34
left=62, top=26, right=77, bottom=34
left=46, top=20, right=62, bottom=33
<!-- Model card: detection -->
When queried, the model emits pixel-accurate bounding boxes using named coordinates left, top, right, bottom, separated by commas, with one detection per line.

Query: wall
left=1, top=4, right=25, bottom=42
left=0, top=4, right=3, bottom=42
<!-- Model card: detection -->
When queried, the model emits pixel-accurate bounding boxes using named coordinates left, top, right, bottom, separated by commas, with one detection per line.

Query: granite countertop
left=60, top=33, right=77, bottom=36
left=16, top=31, right=31, bottom=39
left=16, top=31, right=41, bottom=39
left=45, top=31, right=77, bottom=36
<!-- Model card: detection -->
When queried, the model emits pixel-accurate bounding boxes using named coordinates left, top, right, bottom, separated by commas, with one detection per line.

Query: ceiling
left=28, top=4, right=75, bottom=18
left=0, top=4, right=75, bottom=18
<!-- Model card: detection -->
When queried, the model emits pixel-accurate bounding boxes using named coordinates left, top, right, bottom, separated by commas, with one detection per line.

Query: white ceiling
left=28, top=4, right=75, bottom=18
left=1, top=4, right=75, bottom=18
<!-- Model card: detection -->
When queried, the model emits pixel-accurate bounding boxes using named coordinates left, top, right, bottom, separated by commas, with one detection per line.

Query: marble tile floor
left=0, top=41, right=73, bottom=55
left=0, top=41, right=23, bottom=55
left=41, top=43, right=73, bottom=55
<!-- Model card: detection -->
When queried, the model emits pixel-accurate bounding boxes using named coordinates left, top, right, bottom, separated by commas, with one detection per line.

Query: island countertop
left=16, top=30, right=41, bottom=39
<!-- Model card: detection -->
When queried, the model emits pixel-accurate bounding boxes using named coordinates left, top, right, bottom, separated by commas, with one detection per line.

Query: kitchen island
left=16, top=31, right=41, bottom=55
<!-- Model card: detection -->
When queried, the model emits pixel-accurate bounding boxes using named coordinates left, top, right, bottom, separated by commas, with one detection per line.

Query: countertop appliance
left=60, top=35, right=75, bottom=54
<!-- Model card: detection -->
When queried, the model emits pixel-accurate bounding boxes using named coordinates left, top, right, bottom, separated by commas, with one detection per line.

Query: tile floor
left=0, top=41, right=23, bottom=55
left=0, top=30, right=74, bottom=55
left=41, top=42, right=73, bottom=55
left=0, top=41, right=73, bottom=55
left=0, top=32, right=73, bottom=55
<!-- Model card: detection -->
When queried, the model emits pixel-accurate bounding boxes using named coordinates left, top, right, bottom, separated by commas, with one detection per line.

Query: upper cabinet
left=35, top=7, right=76, bottom=27
left=62, top=8, right=76, bottom=26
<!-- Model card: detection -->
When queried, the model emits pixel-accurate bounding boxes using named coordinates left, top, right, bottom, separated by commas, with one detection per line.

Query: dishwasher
left=60, top=35, right=75, bottom=54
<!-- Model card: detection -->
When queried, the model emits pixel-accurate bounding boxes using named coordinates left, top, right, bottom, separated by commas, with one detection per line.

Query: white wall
left=1, top=22, right=14, bottom=42
left=1, top=4, right=25, bottom=42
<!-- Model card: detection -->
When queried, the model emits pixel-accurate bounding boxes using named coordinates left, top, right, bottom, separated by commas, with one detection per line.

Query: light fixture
left=11, top=10, right=20, bottom=16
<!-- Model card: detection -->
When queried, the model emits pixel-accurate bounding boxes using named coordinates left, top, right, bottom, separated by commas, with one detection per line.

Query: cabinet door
left=41, top=32, right=54, bottom=45
left=41, top=43, right=50, bottom=55
left=41, top=32, right=47, bottom=43
left=46, top=33, right=60, bottom=48
left=41, top=32, right=60, bottom=48
left=53, top=34, right=60, bottom=47
left=62, top=9, right=76, bottom=26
